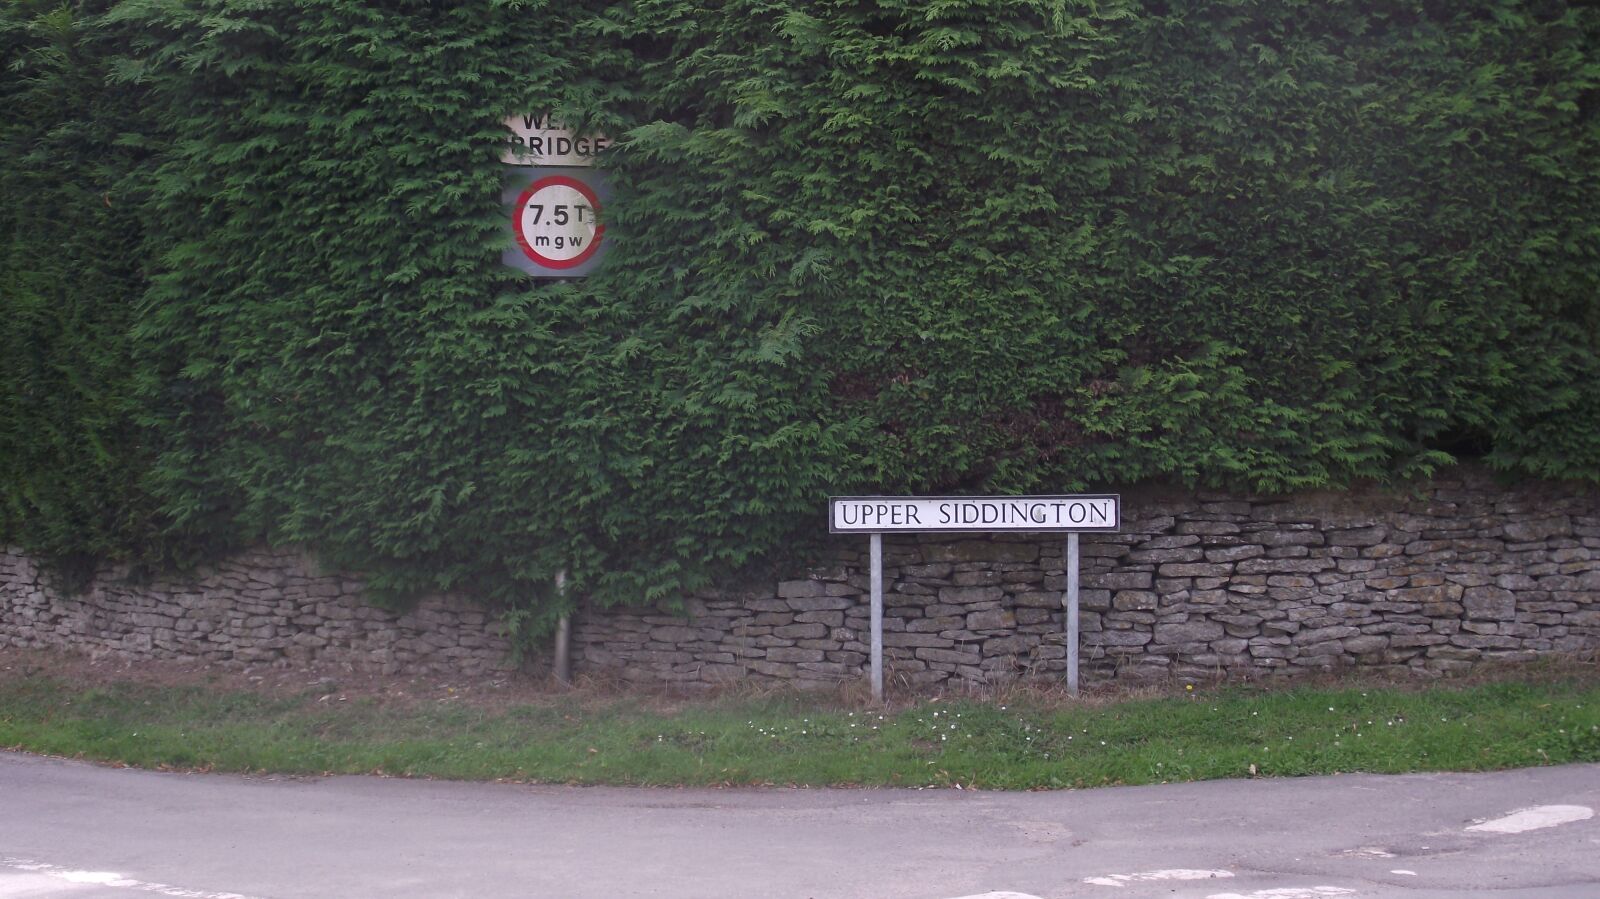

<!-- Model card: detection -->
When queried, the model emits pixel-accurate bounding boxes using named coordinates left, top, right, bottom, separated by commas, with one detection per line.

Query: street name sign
left=829, top=493, right=1122, bottom=703
left=830, top=495, right=1119, bottom=533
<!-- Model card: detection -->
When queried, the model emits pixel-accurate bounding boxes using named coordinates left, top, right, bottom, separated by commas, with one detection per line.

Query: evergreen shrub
left=3, top=0, right=1597, bottom=623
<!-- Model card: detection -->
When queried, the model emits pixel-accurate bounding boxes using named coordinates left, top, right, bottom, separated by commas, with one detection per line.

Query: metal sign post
left=870, top=532, right=884, bottom=703
left=1066, top=532, right=1080, bottom=696
left=830, top=495, right=1119, bottom=702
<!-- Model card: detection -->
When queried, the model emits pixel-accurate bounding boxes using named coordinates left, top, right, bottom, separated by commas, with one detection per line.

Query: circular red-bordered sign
left=513, top=175, right=605, bottom=270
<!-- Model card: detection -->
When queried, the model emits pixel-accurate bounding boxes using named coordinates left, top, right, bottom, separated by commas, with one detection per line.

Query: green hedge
left=3, top=0, right=1597, bottom=622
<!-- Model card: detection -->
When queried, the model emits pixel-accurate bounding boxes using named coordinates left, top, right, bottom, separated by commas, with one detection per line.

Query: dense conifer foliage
left=3, top=0, right=1597, bottom=619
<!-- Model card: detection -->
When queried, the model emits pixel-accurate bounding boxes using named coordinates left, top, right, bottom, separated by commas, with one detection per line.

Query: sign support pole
left=870, top=532, right=884, bottom=704
left=553, top=569, right=572, bottom=685
left=1066, top=533, right=1080, bottom=697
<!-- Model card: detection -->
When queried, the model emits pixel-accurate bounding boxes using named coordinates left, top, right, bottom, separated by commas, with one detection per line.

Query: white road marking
left=1, top=870, right=94, bottom=898
left=1338, top=846, right=1394, bottom=858
left=0, top=858, right=257, bottom=899
left=1084, top=869, right=1234, bottom=887
left=1390, top=870, right=1418, bottom=876
left=1206, top=888, right=1356, bottom=899
left=946, top=894, right=1044, bottom=899
left=1465, top=804, right=1594, bottom=834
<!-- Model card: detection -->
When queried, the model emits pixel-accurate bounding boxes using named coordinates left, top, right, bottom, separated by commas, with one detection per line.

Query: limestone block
left=938, top=585, right=1004, bottom=605
left=921, top=541, right=1039, bottom=564
left=746, top=660, right=802, bottom=678
left=915, top=646, right=982, bottom=665
left=1136, top=535, right=1202, bottom=550
left=952, top=570, right=1003, bottom=587
left=1504, top=517, right=1571, bottom=542
left=1293, top=625, right=1359, bottom=645
left=1158, top=562, right=1233, bottom=578
left=795, top=610, right=845, bottom=627
left=1245, top=530, right=1325, bottom=547
left=1085, top=629, right=1152, bottom=647
left=624, top=649, right=694, bottom=664
left=786, top=595, right=853, bottom=612
left=1237, top=558, right=1335, bottom=575
left=778, top=579, right=827, bottom=598
left=1451, top=634, right=1520, bottom=649
left=1153, top=620, right=1224, bottom=643
left=1391, top=584, right=1465, bottom=605
left=1127, top=547, right=1204, bottom=564
left=1177, top=521, right=1241, bottom=536
left=1462, top=586, right=1516, bottom=621
left=1084, top=571, right=1154, bottom=590
left=1342, top=634, right=1389, bottom=654
left=983, top=635, right=1035, bottom=654
left=1297, top=640, right=1345, bottom=657
left=1014, top=590, right=1062, bottom=609
left=1206, top=545, right=1264, bottom=563
left=965, top=609, right=1015, bottom=630
left=1008, top=607, right=1049, bottom=626
left=1113, top=590, right=1159, bottom=611
left=883, top=632, right=953, bottom=648
left=1080, top=543, right=1131, bottom=558
left=901, top=615, right=958, bottom=633
left=1328, top=526, right=1388, bottom=547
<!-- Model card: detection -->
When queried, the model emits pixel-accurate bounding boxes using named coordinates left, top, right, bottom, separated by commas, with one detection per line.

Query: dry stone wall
left=2, top=470, right=1598, bottom=686
left=0, top=548, right=514, bottom=675
left=571, top=471, right=1600, bottom=688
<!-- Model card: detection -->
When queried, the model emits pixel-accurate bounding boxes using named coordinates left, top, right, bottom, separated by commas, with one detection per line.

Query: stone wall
left=0, top=548, right=514, bottom=675
left=571, top=471, right=1600, bottom=688
left=2, top=469, right=1598, bottom=686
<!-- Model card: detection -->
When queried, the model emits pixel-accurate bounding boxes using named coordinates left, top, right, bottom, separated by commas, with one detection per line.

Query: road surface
left=3, top=752, right=1597, bottom=898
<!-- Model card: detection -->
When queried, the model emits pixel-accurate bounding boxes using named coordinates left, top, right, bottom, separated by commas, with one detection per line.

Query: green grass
left=3, top=674, right=1598, bottom=789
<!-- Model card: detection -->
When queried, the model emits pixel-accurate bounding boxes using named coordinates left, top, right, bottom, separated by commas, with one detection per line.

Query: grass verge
left=3, top=663, right=1598, bottom=789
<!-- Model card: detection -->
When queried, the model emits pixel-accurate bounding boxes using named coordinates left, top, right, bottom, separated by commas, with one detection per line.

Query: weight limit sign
left=507, top=172, right=607, bottom=277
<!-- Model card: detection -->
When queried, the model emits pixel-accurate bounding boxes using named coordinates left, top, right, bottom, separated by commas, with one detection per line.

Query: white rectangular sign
left=829, top=495, right=1119, bottom=533
left=502, top=113, right=611, bottom=167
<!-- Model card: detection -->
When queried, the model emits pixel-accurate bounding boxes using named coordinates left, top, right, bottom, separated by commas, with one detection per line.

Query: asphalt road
left=2, top=752, right=1597, bottom=898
